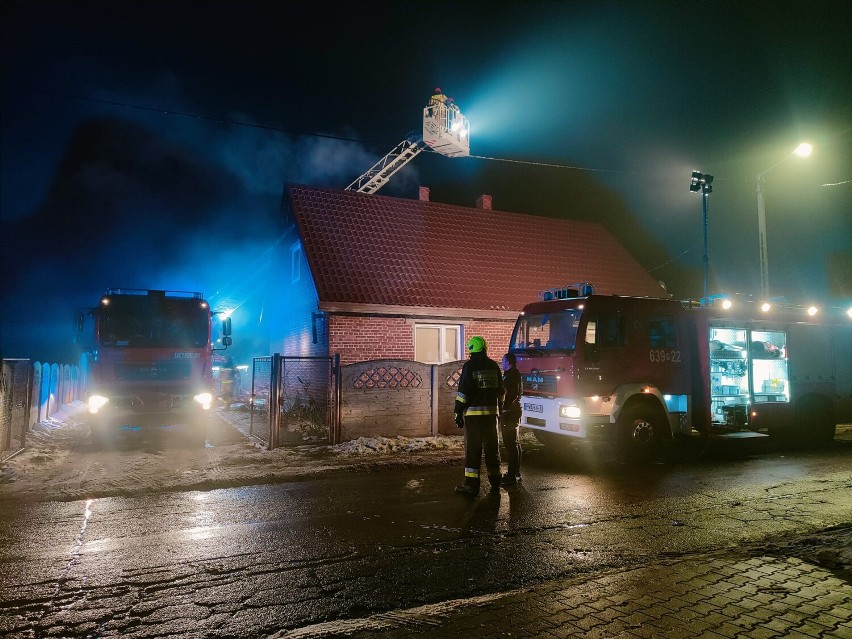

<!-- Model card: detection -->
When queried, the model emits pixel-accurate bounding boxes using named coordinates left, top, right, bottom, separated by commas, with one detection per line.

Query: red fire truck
left=79, top=289, right=232, bottom=439
left=509, top=284, right=852, bottom=459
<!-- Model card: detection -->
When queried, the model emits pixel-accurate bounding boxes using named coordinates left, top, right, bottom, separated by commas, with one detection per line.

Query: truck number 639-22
left=649, top=349, right=681, bottom=363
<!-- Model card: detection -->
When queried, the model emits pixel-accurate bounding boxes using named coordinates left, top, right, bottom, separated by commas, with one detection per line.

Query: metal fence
left=1, top=359, right=33, bottom=458
left=249, top=356, right=274, bottom=446
left=1, top=358, right=83, bottom=460
left=249, top=354, right=341, bottom=450
left=275, top=355, right=341, bottom=447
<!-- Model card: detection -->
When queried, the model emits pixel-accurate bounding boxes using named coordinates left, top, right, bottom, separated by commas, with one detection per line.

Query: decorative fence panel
left=246, top=357, right=467, bottom=446
left=339, top=359, right=465, bottom=440
left=435, top=361, right=465, bottom=435
left=341, top=360, right=431, bottom=440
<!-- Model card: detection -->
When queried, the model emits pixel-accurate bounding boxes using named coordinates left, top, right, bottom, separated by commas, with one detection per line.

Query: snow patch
left=331, top=435, right=464, bottom=455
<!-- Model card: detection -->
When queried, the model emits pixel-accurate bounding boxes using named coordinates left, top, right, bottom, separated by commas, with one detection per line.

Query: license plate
left=524, top=402, right=543, bottom=413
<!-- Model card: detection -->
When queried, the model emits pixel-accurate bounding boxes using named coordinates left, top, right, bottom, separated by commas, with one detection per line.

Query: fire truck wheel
left=616, top=403, right=664, bottom=462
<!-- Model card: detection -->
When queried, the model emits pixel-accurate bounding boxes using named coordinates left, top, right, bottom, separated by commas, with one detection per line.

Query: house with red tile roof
left=276, top=184, right=667, bottom=365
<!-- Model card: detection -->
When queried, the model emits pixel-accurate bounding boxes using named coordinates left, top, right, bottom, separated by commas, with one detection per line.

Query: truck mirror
left=222, top=317, right=232, bottom=336
left=222, top=336, right=233, bottom=347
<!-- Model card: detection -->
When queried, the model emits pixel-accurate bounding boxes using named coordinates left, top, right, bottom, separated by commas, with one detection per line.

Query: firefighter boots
left=500, top=473, right=522, bottom=487
left=454, top=483, right=478, bottom=497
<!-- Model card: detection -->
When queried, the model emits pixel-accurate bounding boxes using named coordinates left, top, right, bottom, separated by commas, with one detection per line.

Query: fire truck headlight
left=193, top=392, right=213, bottom=410
left=88, top=395, right=109, bottom=414
left=559, top=404, right=582, bottom=419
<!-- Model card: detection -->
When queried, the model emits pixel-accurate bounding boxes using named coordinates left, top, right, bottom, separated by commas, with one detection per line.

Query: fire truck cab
left=509, top=284, right=851, bottom=459
left=79, top=288, right=232, bottom=440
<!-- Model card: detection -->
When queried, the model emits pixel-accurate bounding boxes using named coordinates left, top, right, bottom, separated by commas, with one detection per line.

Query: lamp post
left=755, top=142, right=812, bottom=301
left=690, top=171, right=714, bottom=304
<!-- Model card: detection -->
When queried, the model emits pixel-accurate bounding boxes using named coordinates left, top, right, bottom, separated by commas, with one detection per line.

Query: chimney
left=419, top=186, right=430, bottom=202
left=475, top=194, right=492, bottom=210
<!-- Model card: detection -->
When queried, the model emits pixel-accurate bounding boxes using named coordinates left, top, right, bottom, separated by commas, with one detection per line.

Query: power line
left=465, top=153, right=645, bottom=176
left=30, top=89, right=365, bottom=144
left=647, top=244, right=698, bottom=273
left=29, top=89, right=645, bottom=177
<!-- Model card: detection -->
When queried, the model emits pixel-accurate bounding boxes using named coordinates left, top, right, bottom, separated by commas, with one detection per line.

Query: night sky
left=2, top=0, right=850, bottom=363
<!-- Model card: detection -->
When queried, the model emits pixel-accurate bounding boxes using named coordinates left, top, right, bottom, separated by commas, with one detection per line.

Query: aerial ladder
left=203, top=96, right=470, bottom=324
left=345, top=92, right=471, bottom=194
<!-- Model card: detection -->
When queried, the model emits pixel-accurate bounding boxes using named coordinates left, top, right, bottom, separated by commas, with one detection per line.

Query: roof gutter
left=318, top=301, right=519, bottom=321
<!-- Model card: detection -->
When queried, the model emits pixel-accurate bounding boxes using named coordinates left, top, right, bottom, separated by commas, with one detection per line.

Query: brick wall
left=329, top=316, right=413, bottom=364
left=328, top=315, right=515, bottom=366
left=464, top=320, right=515, bottom=360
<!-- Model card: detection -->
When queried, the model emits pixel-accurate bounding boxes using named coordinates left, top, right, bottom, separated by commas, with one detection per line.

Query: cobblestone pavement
left=275, top=527, right=852, bottom=639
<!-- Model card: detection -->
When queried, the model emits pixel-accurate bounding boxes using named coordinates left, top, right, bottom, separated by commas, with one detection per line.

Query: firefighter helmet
left=467, top=336, right=487, bottom=353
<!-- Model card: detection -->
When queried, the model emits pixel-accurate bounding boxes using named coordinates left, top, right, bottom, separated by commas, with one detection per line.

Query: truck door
left=581, top=311, right=628, bottom=392
left=645, top=314, right=690, bottom=394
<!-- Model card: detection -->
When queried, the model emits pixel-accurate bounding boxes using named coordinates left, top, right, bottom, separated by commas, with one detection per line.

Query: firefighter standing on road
left=454, top=336, right=504, bottom=496
left=499, top=352, right=523, bottom=486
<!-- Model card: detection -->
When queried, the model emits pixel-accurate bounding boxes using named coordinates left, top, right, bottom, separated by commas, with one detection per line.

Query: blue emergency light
left=539, top=283, right=595, bottom=301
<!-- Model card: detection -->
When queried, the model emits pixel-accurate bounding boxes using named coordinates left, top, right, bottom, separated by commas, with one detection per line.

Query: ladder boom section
left=345, top=133, right=424, bottom=194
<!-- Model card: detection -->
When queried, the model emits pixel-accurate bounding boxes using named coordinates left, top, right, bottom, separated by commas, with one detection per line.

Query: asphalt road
left=0, top=442, right=850, bottom=638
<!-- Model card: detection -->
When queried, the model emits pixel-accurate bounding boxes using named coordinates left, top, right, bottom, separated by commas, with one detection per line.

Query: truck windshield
left=98, top=304, right=208, bottom=349
left=509, top=309, right=583, bottom=353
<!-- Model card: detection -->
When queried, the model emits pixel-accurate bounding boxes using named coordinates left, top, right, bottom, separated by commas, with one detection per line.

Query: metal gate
left=251, top=354, right=341, bottom=449
left=249, top=356, right=274, bottom=445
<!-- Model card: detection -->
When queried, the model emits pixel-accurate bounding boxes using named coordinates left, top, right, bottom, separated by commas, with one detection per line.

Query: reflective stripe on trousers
left=465, top=406, right=498, bottom=416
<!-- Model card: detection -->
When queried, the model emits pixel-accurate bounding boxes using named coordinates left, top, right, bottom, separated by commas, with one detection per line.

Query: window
left=291, top=242, right=301, bottom=283
left=585, top=313, right=627, bottom=347
left=750, top=329, right=789, bottom=403
left=510, top=309, right=582, bottom=352
left=648, top=317, right=677, bottom=349
left=415, top=324, right=461, bottom=364
left=708, top=326, right=749, bottom=424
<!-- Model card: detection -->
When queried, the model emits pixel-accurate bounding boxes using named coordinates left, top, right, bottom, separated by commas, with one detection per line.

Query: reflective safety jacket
left=455, top=352, right=504, bottom=418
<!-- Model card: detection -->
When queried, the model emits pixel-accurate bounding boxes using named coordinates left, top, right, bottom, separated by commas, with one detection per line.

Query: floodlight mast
left=689, top=171, right=714, bottom=304
left=345, top=97, right=470, bottom=194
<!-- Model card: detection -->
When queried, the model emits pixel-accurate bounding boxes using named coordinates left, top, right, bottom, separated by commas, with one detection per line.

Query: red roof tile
left=286, top=184, right=666, bottom=312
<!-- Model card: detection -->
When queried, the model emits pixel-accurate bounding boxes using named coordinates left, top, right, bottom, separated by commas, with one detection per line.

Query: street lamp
left=690, top=171, right=714, bottom=303
left=755, top=143, right=812, bottom=300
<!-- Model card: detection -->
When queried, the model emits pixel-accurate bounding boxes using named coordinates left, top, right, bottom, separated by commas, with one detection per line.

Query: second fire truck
left=509, top=284, right=852, bottom=458
left=79, top=288, right=232, bottom=440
